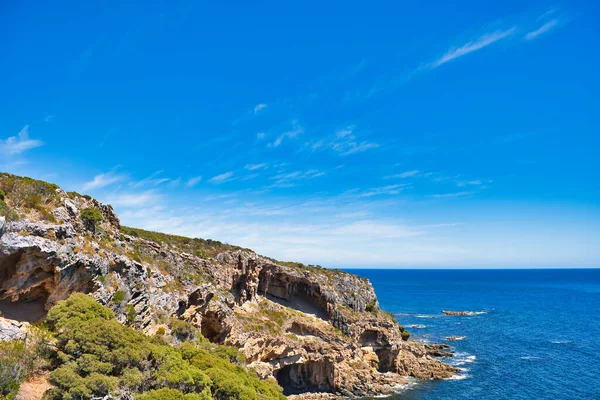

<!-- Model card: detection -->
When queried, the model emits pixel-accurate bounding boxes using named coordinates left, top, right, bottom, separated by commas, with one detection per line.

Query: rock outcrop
left=0, top=174, right=457, bottom=398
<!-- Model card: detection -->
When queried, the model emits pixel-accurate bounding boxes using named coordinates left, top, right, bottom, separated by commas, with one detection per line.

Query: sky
left=1, top=1, right=599, bottom=268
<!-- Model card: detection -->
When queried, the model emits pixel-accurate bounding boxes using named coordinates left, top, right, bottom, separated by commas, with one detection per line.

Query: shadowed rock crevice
left=200, top=311, right=224, bottom=342
left=274, top=361, right=334, bottom=395
left=258, top=269, right=329, bottom=321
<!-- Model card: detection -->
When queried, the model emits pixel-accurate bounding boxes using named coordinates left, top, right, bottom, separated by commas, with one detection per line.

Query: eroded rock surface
left=0, top=181, right=457, bottom=398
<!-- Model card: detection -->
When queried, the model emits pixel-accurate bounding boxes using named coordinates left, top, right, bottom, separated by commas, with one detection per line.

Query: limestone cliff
left=0, top=173, right=456, bottom=398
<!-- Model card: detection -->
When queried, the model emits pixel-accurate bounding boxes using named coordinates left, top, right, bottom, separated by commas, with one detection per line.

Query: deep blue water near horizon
left=347, top=269, right=600, bottom=400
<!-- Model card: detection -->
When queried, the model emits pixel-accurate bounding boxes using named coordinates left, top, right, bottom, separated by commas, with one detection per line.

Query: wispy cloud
left=131, top=170, right=170, bottom=188
left=359, top=184, right=406, bottom=197
left=186, top=176, right=202, bottom=187
left=332, top=126, right=379, bottom=155
left=308, top=126, right=379, bottom=156
left=245, top=163, right=267, bottom=171
left=209, top=171, right=235, bottom=184
left=83, top=170, right=125, bottom=191
left=429, top=27, right=516, bottom=69
left=44, top=115, right=55, bottom=122
left=525, top=19, right=559, bottom=40
left=387, top=170, right=420, bottom=179
left=456, top=180, right=482, bottom=187
left=431, top=191, right=473, bottom=199
left=257, top=132, right=266, bottom=140
left=1, top=126, right=44, bottom=155
left=254, top=103, right=267, bottom=114
left=272, top=125, right=303, bottom=148
left=105, top=190, right=160, bottom=207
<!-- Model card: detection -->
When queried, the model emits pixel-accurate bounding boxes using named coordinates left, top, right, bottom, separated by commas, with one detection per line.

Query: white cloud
left=256, top=132, right=266, bottom=140
left=429, top=27, right=516, bottom=68
left=359, top=184, right=406, bottom=197
left=131, top=171, right=170, bottom=188
left=254, top=103, right=267, bottom=114
left=44, top=115, right=55, bottom=122
left=525, top=19, right=559, bottom=40
left=387, top=170, right=420, bottom=179
left=209, top=171, right=235, bottom=183
left=267, top=169, right=325, bottom=188
left=105, top=190, right=160, bottom=207
left=186, top=176, right=202, bottom=187
left=272, top=126, right=303, bottom=148
left=309, top=126, right=379, bottom=156
left=431, top=191, right=473, bottom=198
left=83, top=171, right=125, bottom=191
left=1, top=125, right=44, bottom=155
left=456, top=180, right=482, bottom=187
left=245, top=163, right=267, bottom=171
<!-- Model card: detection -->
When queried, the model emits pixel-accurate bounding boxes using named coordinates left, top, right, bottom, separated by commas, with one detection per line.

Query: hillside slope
left=0, top=173, right=456, bottom=399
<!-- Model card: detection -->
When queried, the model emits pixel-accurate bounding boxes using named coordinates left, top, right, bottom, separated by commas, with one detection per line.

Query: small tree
left=80, top=207, right=103, bottom=232
left=0, top=189, right=5, bottom=201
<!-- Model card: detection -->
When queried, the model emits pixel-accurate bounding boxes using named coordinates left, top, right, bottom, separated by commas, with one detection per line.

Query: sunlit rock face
left=0, top=176, right=456, bottom=398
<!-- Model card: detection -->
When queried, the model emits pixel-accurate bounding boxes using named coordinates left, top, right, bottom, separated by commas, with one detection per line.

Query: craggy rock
left=0, top=316, right=30, bottom=341
left=0, top=182, right=457, bottom=398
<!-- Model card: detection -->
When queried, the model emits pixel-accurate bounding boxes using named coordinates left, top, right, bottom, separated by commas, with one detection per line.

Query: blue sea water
left=349, top=269, right=600, bottom=400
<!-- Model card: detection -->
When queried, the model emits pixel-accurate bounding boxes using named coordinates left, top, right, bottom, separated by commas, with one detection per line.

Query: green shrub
left=0, top=189, right=5, bottom=201
left=113, top=290, right=126, bottom=304
left=170, top=319, right=196, bottom=341
left=136, top=387, right=212, bottom=400
left=80, top=207, right=103, bottom=232
left=401, top=330, right=411, bottom=341
left=126, top=304, right=137, bottom=325
left=42, top=294, right=285, bottom=400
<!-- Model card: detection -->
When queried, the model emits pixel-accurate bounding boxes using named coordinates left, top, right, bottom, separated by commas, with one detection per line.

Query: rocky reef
left=0, top=173, right=457, bottom=398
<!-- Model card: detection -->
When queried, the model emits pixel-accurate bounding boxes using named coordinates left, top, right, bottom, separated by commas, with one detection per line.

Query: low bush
left=80, top=207, right=103, bottom=232
left=401, top=330, right=411, bottom=341
left=42, top=294, right=285, bottom=400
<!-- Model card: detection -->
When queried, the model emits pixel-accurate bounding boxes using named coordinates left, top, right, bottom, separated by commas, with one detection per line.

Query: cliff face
left=0, top=174, right=456, bottom=398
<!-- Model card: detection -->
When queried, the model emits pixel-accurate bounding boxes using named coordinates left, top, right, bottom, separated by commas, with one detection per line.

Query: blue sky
left=1, top=1, right=599, bottom=268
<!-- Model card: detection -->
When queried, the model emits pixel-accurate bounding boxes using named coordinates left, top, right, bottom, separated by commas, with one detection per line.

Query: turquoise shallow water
left=347, top=269, right=600, bottom=400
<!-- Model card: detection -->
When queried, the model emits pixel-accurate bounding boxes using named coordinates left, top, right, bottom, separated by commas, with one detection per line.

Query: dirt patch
left=17, top=372, right=53, bottom=400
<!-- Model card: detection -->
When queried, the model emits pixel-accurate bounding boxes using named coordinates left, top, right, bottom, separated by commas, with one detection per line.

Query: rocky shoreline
left=0, top=174, right=458, bottom=398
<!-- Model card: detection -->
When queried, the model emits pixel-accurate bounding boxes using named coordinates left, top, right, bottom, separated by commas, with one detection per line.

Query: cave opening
left=0, top=284, right=50, bottom=323
left=359, top=329, right=379, bottom=346
left=200, top=311, right=224, bottom=343
left=375, top=348, right=395, bottom=373
left=274, top=361, right=334, bottom=395
left=258, top=270, right=329, bottom=321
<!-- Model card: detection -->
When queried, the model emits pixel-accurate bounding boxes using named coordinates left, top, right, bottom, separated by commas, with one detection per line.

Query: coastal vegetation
left=0, top=294, right=285, bottom=400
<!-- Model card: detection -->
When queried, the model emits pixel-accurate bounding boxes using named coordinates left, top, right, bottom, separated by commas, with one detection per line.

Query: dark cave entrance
left=200, top=311, right=224, bottom=343
left=258, top=270, right=329, bottom=321
left=0, top=250, right=52, bottom=323
left=0, top=284, right=50, bottom=323
left=274, top=361, right=334, bottom=395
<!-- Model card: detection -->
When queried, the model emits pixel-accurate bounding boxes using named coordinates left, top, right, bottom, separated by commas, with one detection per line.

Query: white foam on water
left=452, top=353, right=477, bottom=366
left=410, top=324, right=427, bottom=329
left=520, top=356, right=541, bottom=360
left=445, top=336, right=466, bottom=341
left=550, top=340, right=572, bottom=344
left=445, top=373, right=469, bottom=381
left=415, top=314, right=437, bottom=319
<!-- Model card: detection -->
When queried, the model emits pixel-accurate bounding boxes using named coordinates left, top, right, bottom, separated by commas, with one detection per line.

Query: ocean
left=348, top=269, right=600, bottom=400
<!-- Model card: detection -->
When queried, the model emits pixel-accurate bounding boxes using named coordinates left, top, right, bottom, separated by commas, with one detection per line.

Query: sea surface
left=348, top=269, right=600, bottom=400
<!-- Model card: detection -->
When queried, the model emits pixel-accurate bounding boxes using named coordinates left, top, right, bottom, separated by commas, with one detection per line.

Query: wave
left=550, top=340, right=572, bottom=344
left=445, top=336, right=466, bottom=341
left=520, top=356, right=542, bottom=360
left=445, top=373, right=469, bottom=381
left=410, top=324, right=427, bottom=329
left=452, top=353, right=477, bottom=366
left=415, top=314, right=437, bottom=319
